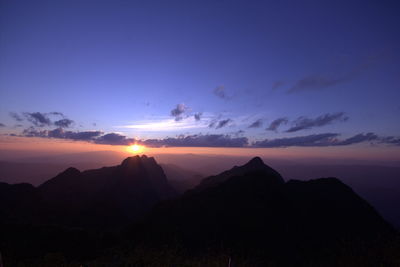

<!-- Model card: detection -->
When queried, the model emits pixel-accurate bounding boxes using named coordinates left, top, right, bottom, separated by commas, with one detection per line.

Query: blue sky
left=0, top=0, right=399, bottom=148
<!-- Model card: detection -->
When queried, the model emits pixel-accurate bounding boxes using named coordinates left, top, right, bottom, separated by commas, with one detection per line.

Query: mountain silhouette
left=0, top=156, right=397, bottom=266
left=134, top=157, right=394, bottom=264
left=1, top=155, right=177, bottom=228
left=193, top=156, right=284, bottom=192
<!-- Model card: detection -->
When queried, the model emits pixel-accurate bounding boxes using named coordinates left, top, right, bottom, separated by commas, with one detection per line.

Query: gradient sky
left=0, top=0, right=399, bottom=155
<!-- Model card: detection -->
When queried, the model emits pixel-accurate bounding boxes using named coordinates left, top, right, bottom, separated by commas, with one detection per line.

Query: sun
left=127, top=144, right=145, bottom=154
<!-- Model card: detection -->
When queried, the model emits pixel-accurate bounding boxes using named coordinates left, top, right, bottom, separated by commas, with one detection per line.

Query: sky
left=0, top=0, right=399, bottom=160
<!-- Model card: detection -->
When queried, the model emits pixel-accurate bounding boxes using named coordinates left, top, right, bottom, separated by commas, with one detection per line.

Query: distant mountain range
left=0, top=155, right=398, bottom=265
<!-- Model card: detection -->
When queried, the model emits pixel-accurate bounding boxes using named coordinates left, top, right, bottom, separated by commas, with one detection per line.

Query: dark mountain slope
left=1, top=155, right=177, bottom=228
left=193, top=156, right=283, bottom=192
left=134, top=157, right=394, bottom=264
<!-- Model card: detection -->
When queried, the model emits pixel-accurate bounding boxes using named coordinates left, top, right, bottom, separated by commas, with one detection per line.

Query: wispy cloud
left=253, top=132, right=378, bottom=148
left=9, top=112, right=23, bottom=122
left=142, top=134, right=248, bottom=148
left=54, top=118, right=74, bottom=128
left=248, top=119, right=263, bottom=128
left=266, top=117, right=288, bottom=132
left=288, top=75, right=351, bottom=93
left=9, top=111, right=74, bottom=128
left=287, top=55, right=380, bottom=94
left=118, top=117, right=206, bottom=132
left=213, top=85, right=230, bottom=100
left=16, top=126, right=399, bottom=148
left=23, top=112, right=52, bottom=127
left=271, top=81, right=285, bottom=90
left=286, top=112, right=348, bottom=132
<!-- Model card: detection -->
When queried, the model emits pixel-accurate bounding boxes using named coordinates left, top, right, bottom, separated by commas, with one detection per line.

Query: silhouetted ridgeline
left=1, top=156, right=399, bottom=266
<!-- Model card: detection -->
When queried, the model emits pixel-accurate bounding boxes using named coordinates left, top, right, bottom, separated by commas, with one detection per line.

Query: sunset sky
left=0, top=0, right=399, bottom=160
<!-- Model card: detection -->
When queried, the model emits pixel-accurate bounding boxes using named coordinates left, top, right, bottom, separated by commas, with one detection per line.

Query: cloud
left=286, top=56, right=379, bottom=94
left=232, top=130, right=245, bottom=137
left=194, top=113, right=202, bottom=121
left=252, top=132, right=380, bottom=148
left=253, top=133, right=339, bottom=148
left=16, top=126, right=399, bottom=148
left=22, top=127, right=103, bottom=141
left=272, top=81, right=285, bottom=90
left=23, top=112, right=52, bottom=127
left=142, top=134, right=248, bottom=148
left=337, top=132, right=378, bottom=145
left=266, top=117, right=288, bottom=132
left=213, top=85, right=229, bottom=99
left=0, top=123, right=5, bottom=127
left=121, top=117, right=203, bottom=132
left=9, top=112, right=24, bottom=122
left=288, top=75, right=350, bottom=93
left=286, top=112, right=348, bottom=133
left=54, top=119, right=74, bottom=128
left=95, top=133, right=135, bottom=145
left=49, top=112, right=64, bottom=116
left=248, top=119, right=263, bottom=128
left=380, top=136, right=400, bottom=146
left=215, top=119, right=232, bottom=129
left=19, top=127, right=243, bottom=147
left=170, top=104, right=188, bottom=121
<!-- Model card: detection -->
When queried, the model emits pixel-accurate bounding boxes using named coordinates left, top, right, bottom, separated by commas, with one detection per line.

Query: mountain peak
left=194, top=156, right=284, bottom=192
left=121, top=155, right=146, bottom=167
left=61, top=167, right=80, bottom=176
left=245, top=156, right=265, bottom=166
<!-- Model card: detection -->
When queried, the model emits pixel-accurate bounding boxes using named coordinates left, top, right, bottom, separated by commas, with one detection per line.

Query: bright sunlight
left=127, top=144, right=145, bottom=154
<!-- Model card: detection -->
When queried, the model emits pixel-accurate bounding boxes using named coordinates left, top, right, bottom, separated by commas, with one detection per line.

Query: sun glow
left=127, top=144, right=145, bottom=154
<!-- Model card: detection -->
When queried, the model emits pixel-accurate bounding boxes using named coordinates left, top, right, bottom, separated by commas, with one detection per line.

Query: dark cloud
left=286, top=56, right=378, bottom=94
left=380, top=136, right=400, bottom=146
left=288, top=75, right=350, bottom=93
left=9, top=112, right=24, bottom=122
left=58, top=129, right=103, bottom=141
left=23, top=112, right=52, bottom=127
left=95, top=133, right=135, bottom=146
left=22, top=127, right=103, bottom=141
left=170, top=104, right=188, bottom=121
left=337, top=132, right=378, bottom=145
left=16, top=126, right=400, bottom=148
left=49, top=112, right=64, bottom=117
left=272, top=81, right=285, bottom=90
left=215, top=119, right=232, bottom=129
left=266, top=117, right=288, bottom=132
left=252, top=132, right=380, bottom=148
left=248, top=119, right=263, bottom=128
left=194, top=113, right=202, bottom=121
left=286, top=112, right=348, bottom=133
left=0, top=123, right=5, bottom=127
left=232, top=130, right=245, bottom=137
left=253, top=133, right=339, bottom=148
left=213, top=85, right=229, bottom=99
left=22, top=127, right=48, bottom=138
left=142, top=134, right=248, bottom=148
left=54, top=119, right=74, bottom=128
left=10, top=111, right=74, bottom=128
